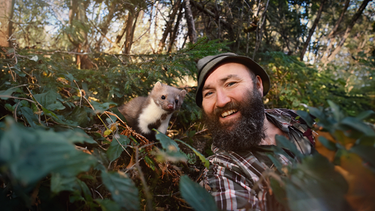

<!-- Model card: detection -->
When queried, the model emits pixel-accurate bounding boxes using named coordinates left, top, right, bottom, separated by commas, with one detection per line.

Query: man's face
left=201, top=63, right=266, bottom=151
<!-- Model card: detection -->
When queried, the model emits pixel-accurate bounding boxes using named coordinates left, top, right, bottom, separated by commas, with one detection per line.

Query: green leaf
left=327, top=100, right=344, bottom=122
left=357, top=136, right=375, bottom=146
left=340, top=117, right=375, bottom=137
left=275, top=135, right=303, bottom=160
left=4, top=103, right=14, bottom=112
left=355, top=110, right=375, bottom=121
left=51, top=173, right=79, bottom=193
left=106, top=115, right=117, bottom=124
left=270, top=177, right=288, bottom=208
left=76, top=179, right=93, bottom=200
left=285, top=153, right=350, bottom=211
left=267, top=154, right=284, bottom=174
left=14, top=66, right=26, bottom=77
left=175, top=139, right=209, bottom=168
left=69, top=190, right=85, bottom=203
left=317, top=136, right=337, bottom=151
left=68, top=180, right=93, bottom=203
left=95, top=199, right=121, bottom=211
left=144, top=155, right=156, bottom=171
left=154, top=131, right=188, bottom=163
left=0, top=87, right=22, bottom=100
left=91, top=101, right=117, bottom=114
left=154, top=148, right=187, bottom=163
left=0, top=117, right=97, bottom=185
left=296, top=110, right=314, bottom=128
left=179, top=175, right=218, bottom=211
left=33, top=90, right=65, bottom=111
left=101, top=171, right=139, bottom=210
left=41, top=106, right=58, bottom=119
left=64, top=72, right=76, bottom=82
left=292, top=100, right=300, bottom=108
left=154, top=130, right=180, bottom=151
left=349, top=145, right=375, bottom=169
left=106, top=135, right=130, bottom=162
left=66, top=106, right=91, bottom=126
left=41, top=107, right=78, bottom=127
left=58, top=128, right=97, bottom=144
left=19, top=106, right=42, bottom=128
left=307, top=106, right=324, bottom=121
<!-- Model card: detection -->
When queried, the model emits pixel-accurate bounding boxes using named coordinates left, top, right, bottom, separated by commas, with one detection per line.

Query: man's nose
left=216, top=90, right=231, bottom=108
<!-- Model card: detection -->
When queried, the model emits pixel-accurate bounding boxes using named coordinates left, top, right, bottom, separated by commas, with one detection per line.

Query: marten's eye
left=161, top=95, right=166, bottom=100
left=175, top=99, right=179, bottom=104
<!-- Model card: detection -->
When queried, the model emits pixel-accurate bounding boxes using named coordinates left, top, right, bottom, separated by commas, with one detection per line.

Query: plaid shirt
left=202, top=108, right=315, bottom=211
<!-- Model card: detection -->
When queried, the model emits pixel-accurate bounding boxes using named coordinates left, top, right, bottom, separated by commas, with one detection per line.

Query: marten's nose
left=167, top=104, right=174, bottom=110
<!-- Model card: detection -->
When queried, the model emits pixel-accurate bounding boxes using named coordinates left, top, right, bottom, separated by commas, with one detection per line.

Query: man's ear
left=255, top=75, right=263, bottom=95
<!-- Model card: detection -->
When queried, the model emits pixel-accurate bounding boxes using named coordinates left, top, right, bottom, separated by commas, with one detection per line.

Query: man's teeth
left=221, top=110, right=237, bottom=118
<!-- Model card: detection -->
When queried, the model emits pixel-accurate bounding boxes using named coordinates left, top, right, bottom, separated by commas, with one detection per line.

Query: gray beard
left=203, top=88, right=266, bottom=152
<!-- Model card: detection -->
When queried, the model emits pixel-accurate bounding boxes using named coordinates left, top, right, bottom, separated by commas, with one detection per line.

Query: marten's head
left=150, top=82, right=186, bottom=113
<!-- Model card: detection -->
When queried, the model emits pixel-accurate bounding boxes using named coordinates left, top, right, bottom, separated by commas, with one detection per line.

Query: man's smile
left=219, top=109, right=240, bottom=126
left=221, top=109, right=238, bottom=118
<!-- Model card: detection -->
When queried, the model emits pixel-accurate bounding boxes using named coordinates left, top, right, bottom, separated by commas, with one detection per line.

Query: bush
left=1, top=41, right=374, bottom=210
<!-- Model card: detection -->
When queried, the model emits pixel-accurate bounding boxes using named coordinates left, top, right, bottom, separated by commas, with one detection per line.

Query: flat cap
left=196, top=52, right=270, bottom=107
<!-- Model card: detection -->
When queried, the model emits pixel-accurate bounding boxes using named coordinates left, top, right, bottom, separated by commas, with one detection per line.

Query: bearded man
left=196, top=53, right=315, bottom=211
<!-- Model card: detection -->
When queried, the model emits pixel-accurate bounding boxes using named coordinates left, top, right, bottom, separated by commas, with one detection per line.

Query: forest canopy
left=0, top=0, right=375, bottom=210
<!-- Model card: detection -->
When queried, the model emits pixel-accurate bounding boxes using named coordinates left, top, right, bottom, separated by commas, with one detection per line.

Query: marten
left=118, top=82, right=186, bottom=141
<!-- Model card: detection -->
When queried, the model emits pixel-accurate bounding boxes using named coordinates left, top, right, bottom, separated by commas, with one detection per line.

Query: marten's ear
left=179, top=90, right=187, bottom=99
left=153, top=81, right=163, bottom=91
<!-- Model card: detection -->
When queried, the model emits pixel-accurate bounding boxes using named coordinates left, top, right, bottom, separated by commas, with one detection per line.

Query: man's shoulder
left=265, top=108, right=315, bottom=151
left=265, top=108, right=298, bottom=119
left=265, top=108, right=312, bottom=130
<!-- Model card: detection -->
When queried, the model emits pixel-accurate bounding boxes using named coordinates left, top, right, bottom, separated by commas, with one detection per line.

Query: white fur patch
left=138, top=99, right=169, bottom=134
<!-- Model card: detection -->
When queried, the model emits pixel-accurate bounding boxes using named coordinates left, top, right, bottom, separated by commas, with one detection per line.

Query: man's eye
left=227, top=82, right=236, bottom=87
left=204, top=91, right=213, bottom=97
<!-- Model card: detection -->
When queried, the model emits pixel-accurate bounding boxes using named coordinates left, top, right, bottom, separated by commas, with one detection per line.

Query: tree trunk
left=115, top=6, right=140, bottom=54
left=0, top=0, right=15, bottom=47
left=152, top=1, right=159, bottom=53
left=67, top=0, right=91, bottom=69
left=123, top=7, right=136, bottom=54
left=157, top=0, right=181, bottom=53
left=322, top=0, right=372, bottom=64
left=253, top=0, right=270, bottom=59
left=128, top=10, right=140, bottom=54
left=300, top=0, right=326, bottom=61
left=184, top=0, right=197, bottom=44
left=168, top=4, right=183, bottom=53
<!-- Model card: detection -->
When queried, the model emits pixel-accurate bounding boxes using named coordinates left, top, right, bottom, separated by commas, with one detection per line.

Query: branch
left=190, top=0, right=232, bottom=30
left=327, top=0, right=350, bottom=39
left=323, top=0, right=372, bottom=64
left=135, top=146, right=153, bottom=211
left=0, top=95, right=35, bottom=103
left=89, top=21, right=122, bottom=51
